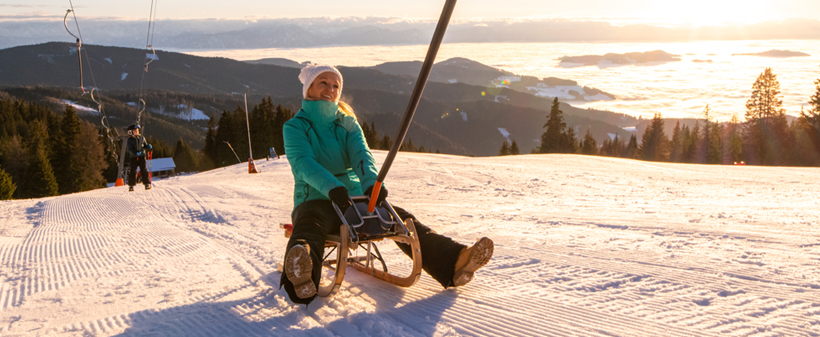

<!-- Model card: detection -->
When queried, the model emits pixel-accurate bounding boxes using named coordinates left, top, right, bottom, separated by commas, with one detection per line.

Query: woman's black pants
left=280, top=199, right=466, bottom=305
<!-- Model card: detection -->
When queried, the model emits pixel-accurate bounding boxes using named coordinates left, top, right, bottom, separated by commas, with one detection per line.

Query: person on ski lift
left=126, top=124, right=152, bottom=191
left=280, top=63, right=494, bottom=305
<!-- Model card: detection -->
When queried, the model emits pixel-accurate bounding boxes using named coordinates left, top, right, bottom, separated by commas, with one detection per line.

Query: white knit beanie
left=298, top=62, right=343, bottom=100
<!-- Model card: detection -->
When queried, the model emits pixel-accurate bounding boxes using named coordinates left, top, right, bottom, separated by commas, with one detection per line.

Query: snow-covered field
left=1, top=152, right=819, bottom=336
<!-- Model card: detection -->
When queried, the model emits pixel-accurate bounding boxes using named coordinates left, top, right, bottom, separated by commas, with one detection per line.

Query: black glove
left=365, top=185, right=388, bottom=205
left=328, top=187, right=352, bottom=212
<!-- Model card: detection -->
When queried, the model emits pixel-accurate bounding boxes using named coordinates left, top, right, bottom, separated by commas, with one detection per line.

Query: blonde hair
left=339, top=101, right=356, bottom=120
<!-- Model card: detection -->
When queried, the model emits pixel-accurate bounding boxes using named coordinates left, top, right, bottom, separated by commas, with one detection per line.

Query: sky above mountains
left=5, top=0, right=820, bottom=26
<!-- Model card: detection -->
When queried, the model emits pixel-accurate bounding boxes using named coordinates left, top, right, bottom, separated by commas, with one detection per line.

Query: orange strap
left=367, top=181, right=383, bottom=213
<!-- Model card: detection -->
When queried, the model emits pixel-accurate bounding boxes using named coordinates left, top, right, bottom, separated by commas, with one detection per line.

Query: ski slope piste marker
left=367, top=0, right=458, bottom=213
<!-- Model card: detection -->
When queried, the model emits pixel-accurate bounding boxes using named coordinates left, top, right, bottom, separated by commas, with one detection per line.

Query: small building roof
left=147, top=157, right=176, bottom=172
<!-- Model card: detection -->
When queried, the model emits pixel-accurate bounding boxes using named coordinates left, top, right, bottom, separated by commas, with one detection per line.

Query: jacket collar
left=299, top=100, right=340, bottom=126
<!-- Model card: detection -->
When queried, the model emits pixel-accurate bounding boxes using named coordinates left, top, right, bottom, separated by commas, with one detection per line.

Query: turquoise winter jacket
left=283, top=100, right=380, bottom=211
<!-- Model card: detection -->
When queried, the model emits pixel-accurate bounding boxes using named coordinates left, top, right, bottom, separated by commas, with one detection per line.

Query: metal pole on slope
left=224, top=141, right=242, bottom=164
left=245, top=94, right=259, bottom=173
left=367, top=0, right=458, bottom=213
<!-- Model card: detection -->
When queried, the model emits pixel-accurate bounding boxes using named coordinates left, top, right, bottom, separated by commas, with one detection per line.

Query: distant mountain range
left=3, top=17, right=820, bottom=50
left=559, top=50, right=682, bottom=67
left=731, top=49, right=811, bottom=58
left=1, top=42, right=640, bottom=156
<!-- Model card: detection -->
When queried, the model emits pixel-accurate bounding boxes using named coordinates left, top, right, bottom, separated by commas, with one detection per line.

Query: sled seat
left=279, top=197, right=422, bottom=297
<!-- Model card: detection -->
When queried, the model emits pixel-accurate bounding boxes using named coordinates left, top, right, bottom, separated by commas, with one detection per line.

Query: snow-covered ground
left=525, top=84, right=615, bottom=102
left=1, top=152, right=819, bottom=336
left=60, top=100, right=98, bottom=114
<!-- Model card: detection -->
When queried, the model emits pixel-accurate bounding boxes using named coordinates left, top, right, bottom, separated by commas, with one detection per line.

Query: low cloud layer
left=2, top=17, right=820, bottom=50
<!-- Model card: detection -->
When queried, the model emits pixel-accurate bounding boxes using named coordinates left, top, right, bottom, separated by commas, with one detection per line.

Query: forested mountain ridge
left=0, top=42, right=638, bottom=156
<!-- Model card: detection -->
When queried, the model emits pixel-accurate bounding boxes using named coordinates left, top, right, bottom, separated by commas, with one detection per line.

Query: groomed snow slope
left=1, top=152, right=819, bottom=336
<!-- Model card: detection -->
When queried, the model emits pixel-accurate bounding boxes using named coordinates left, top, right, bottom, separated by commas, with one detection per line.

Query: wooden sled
left=280, top=197, right=422, bottom=297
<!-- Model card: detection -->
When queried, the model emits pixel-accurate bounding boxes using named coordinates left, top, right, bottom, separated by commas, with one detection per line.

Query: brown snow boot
left=285, top=244, right=316, bottom=299
left=453, top=237, right=494, bottom=287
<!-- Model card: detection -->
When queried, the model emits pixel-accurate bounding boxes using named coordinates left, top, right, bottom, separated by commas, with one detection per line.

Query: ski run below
left=1, top=152, right=819, bottom=336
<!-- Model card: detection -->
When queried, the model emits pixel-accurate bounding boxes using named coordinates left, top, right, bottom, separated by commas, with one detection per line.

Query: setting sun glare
left=644, top=0, right=770, bottom=26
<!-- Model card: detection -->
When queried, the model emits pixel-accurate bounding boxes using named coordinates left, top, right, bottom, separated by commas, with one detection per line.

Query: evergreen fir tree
left=0, top=136, right=27, bottom=190
left=230, top=105, right=250, bottom=160
left=272, top=104, right=293, bottom=156
left=640, top=113, right=669, bottom=162
left=215, top=110, right=237, bottom=165
left=145, top=136, right=172, bottom=158
left=599, top=138, right=612, bottom=156
left=499, top=140, right=510, bottom=156
left=600, top=135, right=623, bottom=157
left=707, top=121, right=723, bottom=165
left=173, top=138, right=199, bottom=173
left=624, top=134, right=639, bottom=159
left=99, top=126, right=120, bottom=184
left=361, top=121, right=379, bottom=149
left=251, top=97, right=276, bottom=160
left=55, top=105, right=82, bottom=194
left=800, top=68, right=820, bottom=153
left=380, top=135, right=393, bottom=151
left=727, top=113, right=744, bottom=164
left=565, top=126, right=579, bottom=154
left=791, top=114, right=820, bottom=166
left=580, top=130, right=597, bottom=155
left=101, top=148, right=119, bottom=184
left=18, top=122, right=58, bottom=198
left=670, top=121, right=682, bottom=162
left=683, top=123, right=699, bottom=163
left=613, top=135, right=625, bottom=157
left=702, top=105, right=722, bottom=164
left=539, top=97, right=569, bottom=153
left=203, top=114, right=218, bottom=167
left=71, top=122, right=106, bottom=191
left=744, top=67, right=790, bottom=165
left=509, top=140, right=520, bottom=155
left=401, top=138, right=418, bottom=152
left=0, top=165, right=15, bottom=200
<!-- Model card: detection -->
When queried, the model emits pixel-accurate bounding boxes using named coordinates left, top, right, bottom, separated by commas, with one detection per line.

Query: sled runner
left=280, top=196, right=422, bottom=297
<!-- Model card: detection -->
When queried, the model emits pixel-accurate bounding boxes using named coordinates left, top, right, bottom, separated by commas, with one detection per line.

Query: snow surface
left=526, top=84, right=614, bottom=102
left=497, top=128, right=510, bottom=141
left=60, top=100, right=98, bottom=114
left=181, top=106, right=209, bottom=121
left=493, top=95, right=509, bottom=103
left=1, top=152, right=819, bottom=336
left=121, top=73, right=128, bottom=81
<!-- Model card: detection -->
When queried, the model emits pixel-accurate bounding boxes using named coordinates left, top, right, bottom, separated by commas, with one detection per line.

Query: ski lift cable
left=137, top=0, right=159, bottom=126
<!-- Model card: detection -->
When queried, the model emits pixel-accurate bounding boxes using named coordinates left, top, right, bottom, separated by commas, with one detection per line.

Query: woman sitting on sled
left=280, top=63, right=494, bottom=305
